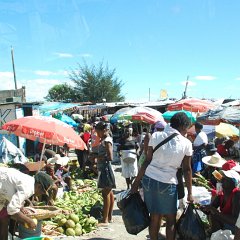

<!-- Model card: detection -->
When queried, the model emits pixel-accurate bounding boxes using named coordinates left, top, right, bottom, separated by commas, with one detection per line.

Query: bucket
left=18, top=220, right=42, bottom=239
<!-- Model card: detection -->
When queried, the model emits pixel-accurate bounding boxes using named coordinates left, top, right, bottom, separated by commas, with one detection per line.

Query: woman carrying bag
left=131, top=112, right=194, bottom=240
left=95, top=121, right=116, bottom=226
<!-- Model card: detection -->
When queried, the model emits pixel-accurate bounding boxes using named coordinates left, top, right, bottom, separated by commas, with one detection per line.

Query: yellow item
left=42, top=237, right=53, bottom=240
left=24, top=218, right=38, bottom=229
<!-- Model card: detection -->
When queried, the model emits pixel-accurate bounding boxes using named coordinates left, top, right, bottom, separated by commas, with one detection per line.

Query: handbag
left=97, top=161, right=116, bottom=189
left=152, top=133, right=184, bottom=199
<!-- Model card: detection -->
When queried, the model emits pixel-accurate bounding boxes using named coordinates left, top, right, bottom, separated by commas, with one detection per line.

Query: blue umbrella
left=59, top=114, right=78, bottom=127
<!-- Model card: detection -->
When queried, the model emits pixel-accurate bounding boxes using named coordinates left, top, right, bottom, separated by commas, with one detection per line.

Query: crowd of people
left=0, top=110, right=240, bottom=240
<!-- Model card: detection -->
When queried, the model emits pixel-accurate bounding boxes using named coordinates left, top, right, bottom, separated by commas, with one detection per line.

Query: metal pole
left=11, top=46, right=17, bottom=90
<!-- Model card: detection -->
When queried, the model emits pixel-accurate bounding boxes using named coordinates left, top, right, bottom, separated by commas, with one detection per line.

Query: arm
left=105, top=142, right=113, bottom=161
left=182, top=155, right=193, bottom=202
left=131, top=146, right=153, bottom=193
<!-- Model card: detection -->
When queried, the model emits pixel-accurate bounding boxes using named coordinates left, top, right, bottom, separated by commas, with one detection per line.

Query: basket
left=26, top=206, right=62, bottom=220
left=24, top=162, right=45, bottom=172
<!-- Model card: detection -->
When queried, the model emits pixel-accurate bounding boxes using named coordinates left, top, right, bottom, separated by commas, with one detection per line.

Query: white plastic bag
left=210, top=229, right=234, bottom=240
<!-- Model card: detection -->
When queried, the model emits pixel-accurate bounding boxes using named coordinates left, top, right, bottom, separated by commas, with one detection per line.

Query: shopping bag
left=97, top=161, right=116, bottom=189
left=176, top=203, right=206, bottom=240
left=119, top=192, right=150, bottom=235
left=210, top=229, right=234, bottom=240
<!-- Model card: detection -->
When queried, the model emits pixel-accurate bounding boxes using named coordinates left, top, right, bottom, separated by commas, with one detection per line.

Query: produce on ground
left=43, top=178, right=102, bottom=236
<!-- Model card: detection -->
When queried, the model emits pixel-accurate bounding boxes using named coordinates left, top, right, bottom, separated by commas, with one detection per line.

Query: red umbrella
left=167, top=98, right=215, bottom=113
left=2, top=116, right=86, bottom=152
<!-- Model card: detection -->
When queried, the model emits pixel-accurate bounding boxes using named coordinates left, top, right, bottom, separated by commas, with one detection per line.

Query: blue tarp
left=39, top=102, right=79, bottom=115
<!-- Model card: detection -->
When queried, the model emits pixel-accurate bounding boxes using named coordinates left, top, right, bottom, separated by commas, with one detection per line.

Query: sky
left=0, top=0, right=240, bottom=103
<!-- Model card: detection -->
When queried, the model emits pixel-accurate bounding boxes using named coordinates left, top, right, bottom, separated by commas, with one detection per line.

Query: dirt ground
left=79, top=160, right=166, bottom=240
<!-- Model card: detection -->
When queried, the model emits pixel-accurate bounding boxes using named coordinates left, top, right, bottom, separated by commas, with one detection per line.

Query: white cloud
left=34, top=70, right=68, bottom=77
left=181, top=81, right=196, bottom=86
left=80, top=53, right=92, bottom=58
left=0, top=71, right=15, bottom=90
left=18, top=78, right=67, bottom=101
left=34, top=70, right=56, bottom=76
left=194, top=75, right=216, bottom=81
left=54, top=52, right=73, bottom=58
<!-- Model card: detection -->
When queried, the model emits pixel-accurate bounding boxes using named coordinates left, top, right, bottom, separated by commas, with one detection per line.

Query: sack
left=116, top=189, right=131, bottom=211
left=97, top=161, right=116, bottom=189
left=90, top=203, right=103, bottom=220
left=119, top=192, right=150, bottom=235
left=176, top=167, right=185, bottom=200
left=177, top=203, right=206, bottom=240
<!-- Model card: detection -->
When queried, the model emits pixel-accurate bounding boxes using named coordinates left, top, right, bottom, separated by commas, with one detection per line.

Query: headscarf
left=34, top=171, right=54, bottom=195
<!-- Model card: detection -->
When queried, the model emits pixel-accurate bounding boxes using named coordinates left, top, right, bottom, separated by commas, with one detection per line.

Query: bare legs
left=126, top=177, right=136, bottom=189
left=102, top=188, right=114, bottom=223
left=149, top=213, right=176, bottom=240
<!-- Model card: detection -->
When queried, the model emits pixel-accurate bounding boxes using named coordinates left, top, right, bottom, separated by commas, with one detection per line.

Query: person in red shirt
left=217, top=140, right=234, bottom=157
left=201, top=169, right=240, bottom=235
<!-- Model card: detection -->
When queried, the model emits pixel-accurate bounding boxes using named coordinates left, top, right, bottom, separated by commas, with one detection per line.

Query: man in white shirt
left=0, top=167, right=53, bottom=240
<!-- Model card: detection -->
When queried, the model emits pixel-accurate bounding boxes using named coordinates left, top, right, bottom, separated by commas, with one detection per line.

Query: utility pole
left=182, top=76, right=189, bottom=99
left=11, top=46, right=17, bottom=90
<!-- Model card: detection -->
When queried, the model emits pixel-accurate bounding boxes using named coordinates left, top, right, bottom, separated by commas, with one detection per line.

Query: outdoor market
left=0, top=99, right=240, bottom=240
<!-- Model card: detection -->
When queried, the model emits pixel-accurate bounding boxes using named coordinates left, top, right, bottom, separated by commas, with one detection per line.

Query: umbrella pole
left=39, top=140, right=46, bottom=171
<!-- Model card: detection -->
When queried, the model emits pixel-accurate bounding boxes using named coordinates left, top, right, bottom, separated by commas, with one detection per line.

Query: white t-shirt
left=193, top=131, right=208, bottom=147
left=0, top=167, right=35, bottom=215
left=145, top=125, right=193, bottom=184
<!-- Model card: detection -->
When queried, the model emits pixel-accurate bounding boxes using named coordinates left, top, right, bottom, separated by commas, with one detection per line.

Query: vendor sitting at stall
left=47, top=154, right=71, bottom=190
left=0, top=167, right=54, bottom=240
left=200, top=169, right=240, bottom=235
left=201, top=150, right=226, bottom=189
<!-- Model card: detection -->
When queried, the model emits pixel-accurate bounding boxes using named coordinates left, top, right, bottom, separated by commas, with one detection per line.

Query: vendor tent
left=0, top=137, right=28, bottom=164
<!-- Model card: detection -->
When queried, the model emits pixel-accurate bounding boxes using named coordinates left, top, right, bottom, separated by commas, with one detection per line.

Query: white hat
left=221, top=169, right=240, bottom=183
left=202, top=153, right=226, bottom=168
left=47, top=154, right=69, bottom=166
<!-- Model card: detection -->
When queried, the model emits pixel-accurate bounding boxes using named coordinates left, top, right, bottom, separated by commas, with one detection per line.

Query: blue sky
left=0, top=0, right=240, bottom=102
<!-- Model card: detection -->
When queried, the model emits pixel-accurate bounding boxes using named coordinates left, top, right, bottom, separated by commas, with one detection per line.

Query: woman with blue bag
left=95, top=121, right=116, bottom=225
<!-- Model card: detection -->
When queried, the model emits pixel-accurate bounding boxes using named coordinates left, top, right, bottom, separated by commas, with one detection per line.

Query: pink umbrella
left=2, top=116, right=86, bottom=162
left=167, top=98, right=215, bottom=113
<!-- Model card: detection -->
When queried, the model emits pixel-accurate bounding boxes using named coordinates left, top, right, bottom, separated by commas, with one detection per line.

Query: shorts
left=0, top=208, right=8, bottom=219
left=142, top=175, right=178, bottom=214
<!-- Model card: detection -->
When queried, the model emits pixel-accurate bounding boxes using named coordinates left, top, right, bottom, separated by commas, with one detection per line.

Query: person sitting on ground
left=217, top=139, right=235, bottom=157
left=192, top=122, right=208, bottom=174
left=201, top=146, right=226, bottom=189
left=200, top=169, right=240, bottom=235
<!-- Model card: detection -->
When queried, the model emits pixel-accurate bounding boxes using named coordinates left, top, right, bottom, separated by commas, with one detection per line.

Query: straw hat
left=202, top=153, right=226, bottom=168
left=47, top=154, right=69, bottom=166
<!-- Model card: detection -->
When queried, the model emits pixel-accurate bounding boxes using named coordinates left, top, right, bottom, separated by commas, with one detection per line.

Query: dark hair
left=170, top=112, right=191, bottom=130
left=95, top=121, right=110, bottom=130
left=195, top=122, right=203, bottom=130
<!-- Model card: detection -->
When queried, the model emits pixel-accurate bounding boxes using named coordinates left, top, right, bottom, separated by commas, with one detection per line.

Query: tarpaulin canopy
left=197, top=106, right=240, bottom=126
left=39, top=102, right=79, bottom=115
left=0, top=137, right=28, bottom=164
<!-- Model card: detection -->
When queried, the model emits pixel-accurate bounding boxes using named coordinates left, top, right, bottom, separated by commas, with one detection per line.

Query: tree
left=45, top=83, right=79, bottom=102
left=68, top=62, right=125, bottom=103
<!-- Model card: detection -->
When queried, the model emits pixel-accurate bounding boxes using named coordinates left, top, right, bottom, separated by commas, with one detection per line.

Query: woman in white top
left=0, top=167, right=54, bottom=240
left=132, top=112, right=193, bottom=240
left=192, top=122, right=208, bottom=173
